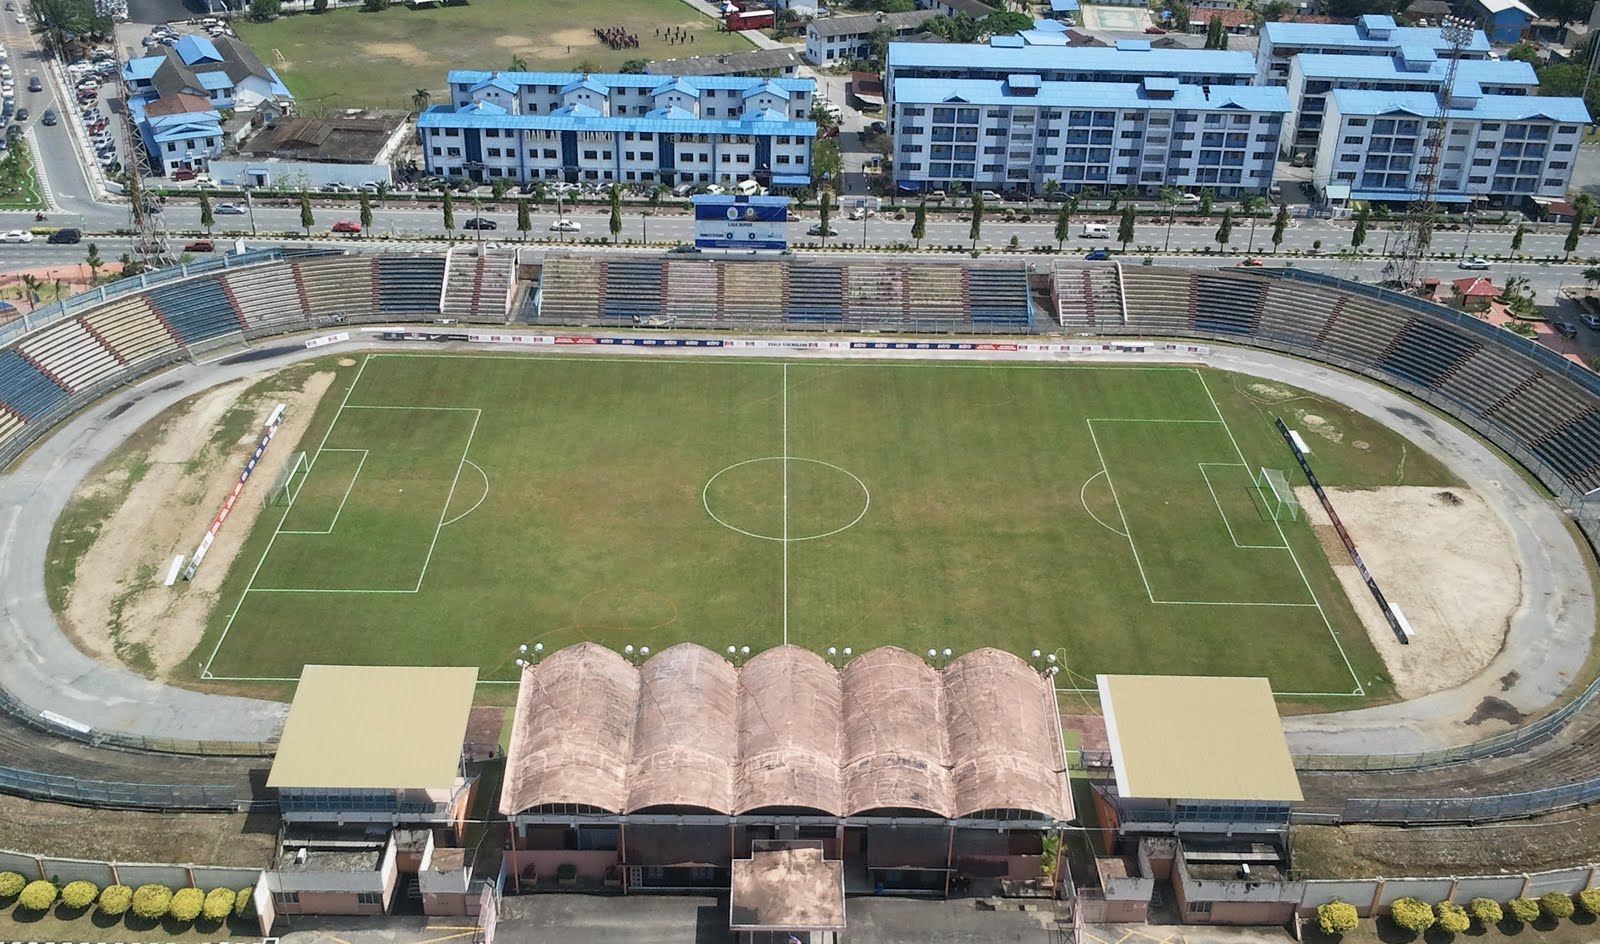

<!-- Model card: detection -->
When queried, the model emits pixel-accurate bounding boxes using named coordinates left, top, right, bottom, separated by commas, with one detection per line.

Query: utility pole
left=115, top=46, right=173, bottom=267
left=1383, top=15, right=1473, bottom=289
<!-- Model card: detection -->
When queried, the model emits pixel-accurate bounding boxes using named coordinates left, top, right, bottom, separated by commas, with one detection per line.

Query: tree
left=1508, top=898, right=1541, bottom=924
left=298, top=191, right=314, bottom=236
left=170, top=887, right=205, bottom=923
left=516, top=197, right=531, bottom=240
left=1579, top=889, right=1600, bottom=917
left=969, top=191, right=984, bottom=249
left=1512, top=223, right=1527, bottom=253
left=28, top=0, right=98, bottom=57
left=1167, top=0, right=1189, bottom=31
left=609, top=183, right=623, bottom=243
left=619, top=58, right=648, bottom=73
left=912, top=199, right=927, bottom=248
left=1388, top=898, right=1435, bottom=935
left=360, top=0, right=389, bottom=11
left=925, top=12, right=982, bottom=42
left=509, top=55, right=528, bottom=71
left=248, top=0, right=279, bottom=18
left=1507, top=41, right=1540, bottom=63
left=61, top=881, right=99, bottom=910
left=1437, top=901, right=1471, bottom=935
left=234, top=887, right=255, bottom=918
left=1316, top=902, right=1359, bottom=936
left=18, top=880, right=57, bottom=912
left=132, top=885, right=173, bottom=920
left=1351, top=206, right=1369, bottom=249
left=1055, top=202, right=1072, bottom=249
left=1271, top=202, right=1288, bottom=250
left=312, top=0, right=327, bottom=12
left=199, top=189, right=214, bottom=235
left=202, top=887, right=235, bottom=922
left=1117, top=204, right=1136, bottom=250
left=1469, top=898, right=1503, bottom=927
left=979, top=9, right=1032, bottom=34
left=1204, top=14, right=1228, bottom=48
left=1542, top=0, right=1591, bottom=26
left=1214, top=207, right=1233, bottom=250
left=1566, top=209, right=1584, bottom=259
left=0, top=872, right=24, bottom=898
left=411, top=88, right=431, bottom=114
left=865, top=24, right=896, bottom=67
left=84, top=241, right=103, bottom=282
left=819, top=191, right=832, bottom=246
left=1198, top=187, right=1214, bottom=215
left=1541, top=893, right=1576, bottom=920
left=99, top=885, right=133, bottom=917
left=359, top=191, right=373, bottom=235
left=442, top=188, right=456, bottom=241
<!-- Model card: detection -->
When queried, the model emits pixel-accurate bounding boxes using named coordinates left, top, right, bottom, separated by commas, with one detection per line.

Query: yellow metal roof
left=268, top=665, right=478, bottom=790
left=1097, top=675, right=1303, bottom=803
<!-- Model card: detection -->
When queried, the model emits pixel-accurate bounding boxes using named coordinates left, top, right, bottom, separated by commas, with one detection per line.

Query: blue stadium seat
left=377, top=256, right=446, bottom=313
left=1383, top=319, right=1482, bottom=389
left=1193, top=275, right=1263, bottom=336
left=602, top=260, right=664, bottom=321
left=788, top=265, right=844, bottom=323
left=147, top=278, right=244, bottom=344
left=967, top=269, right=1031, bottom=327
left=0, top=348, right=69, bottom=419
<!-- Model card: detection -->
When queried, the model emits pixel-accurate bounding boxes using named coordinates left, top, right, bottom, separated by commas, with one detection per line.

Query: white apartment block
left=1256, top=14, right=1490, bottom=85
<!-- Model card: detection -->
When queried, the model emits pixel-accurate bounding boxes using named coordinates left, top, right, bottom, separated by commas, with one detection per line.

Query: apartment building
left=804, top=10, right=936, bottom=65
left=1312, top=88, right=1589, bottom=206
left=418, top=71, right=816, bottom=187
left=1283, top=49, right=1537, bottom=156
left=1256, top=14, right=1491, bottom=85
left=887, top=38, right=1258, bottom=89
left=891, top=75, right=1288, bottom=196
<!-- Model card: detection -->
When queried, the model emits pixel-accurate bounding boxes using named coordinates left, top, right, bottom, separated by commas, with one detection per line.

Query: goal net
left=264, top=451, right=310, bottom=507
left=1254, top=467, right=1300, bottom=522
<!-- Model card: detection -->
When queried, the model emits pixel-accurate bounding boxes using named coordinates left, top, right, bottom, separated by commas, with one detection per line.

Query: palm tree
left=29, top=0, right=95, bottom=59
left=411, top=88, right=431, bottom=114
left=509, top=55, right=528, bottom=71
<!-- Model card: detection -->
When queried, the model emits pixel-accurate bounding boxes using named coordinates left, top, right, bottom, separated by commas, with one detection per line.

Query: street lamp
left=244, top=185, right=258, bottom=237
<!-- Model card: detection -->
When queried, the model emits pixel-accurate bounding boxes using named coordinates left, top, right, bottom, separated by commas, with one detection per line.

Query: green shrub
left=1509, top=897, right=1541, bottom=923
left=60, top=880, right=98, bottom=909
left=202, top=887, right=235, bottom=921
left=98, top=884, right=133, bottom=916
left=233, top=886, right=254, bottom=918
left=1541, top=892, right=1576, bottom=920
left=17, top=880, right=57, bottom=912
left=0, top=871, right=25, bottom=898
left=556, top=863, right=578, bottom=881
left=1578, top=888, right=1600, bottom=916
left=169, top=887, right=204, bottom=923
left=1389, top=898, right=1436, bottom=934
left=1317, top=901, right=1360, bottom=936
left=1470, top=898, right=1503, bottom=926
left=131, top=884, right=173, bottom=920
left=1437, top=901, right=1470, bottom=934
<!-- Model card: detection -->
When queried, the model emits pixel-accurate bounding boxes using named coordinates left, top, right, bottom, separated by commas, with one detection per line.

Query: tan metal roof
left=1098, top=675, right=1303, bottom=803
left=267, top=665, right=477, bottom=790
left=501, top=644, right=1072, bottom=821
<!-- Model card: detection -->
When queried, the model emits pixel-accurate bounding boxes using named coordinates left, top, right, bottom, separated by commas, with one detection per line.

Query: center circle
left=703, top=457, right=871, bottom=542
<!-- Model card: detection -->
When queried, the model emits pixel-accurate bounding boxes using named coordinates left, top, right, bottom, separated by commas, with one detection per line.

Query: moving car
left=463, top=217, right=497, bottom=230
left=979, top=190, right=1002, bottom=201
left=45, top=227, right=81, bottom=243
left=26, top=76, right=39, bottom=92
left=215, top=202, right=245, bottom=215
left=1, top=229, right=34, bottom=242
left=549, top=218, right=581, bottom=232
left=331, top=220, right=362, bottom=233
left=1179, top=193, right=1201, bottom=204
left=13, top=107, right=25, bottom=121
left=1238, top=258, right=1265, bottom=267
left=184, top=239, right=214, bottom=252
left=807, top=223, right=838, bottom=236
left=1084, top=249, right=1110, bottom=260
left=39, top=109, right=55, bottom=125
left=1553, top=321, right=1579, bottom=339
left=1457, top=256, right=1490, bottom=270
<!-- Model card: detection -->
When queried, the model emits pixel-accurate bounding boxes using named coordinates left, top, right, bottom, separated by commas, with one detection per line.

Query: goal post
left=1255, top=467, right=1300, bottom=522
left=264, top=451, right=310, bottom=508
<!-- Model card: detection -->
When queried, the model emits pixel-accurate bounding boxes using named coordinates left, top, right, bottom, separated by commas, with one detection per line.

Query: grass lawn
left=0, top=900, right=258, bottom=944
left=183, top=353, right=1462, bottom=704
left=235, top=0, right=753, bottom=111
left=1302, top=913, right=1600, bottom=944
left=0, top=139, right=45, bottom=210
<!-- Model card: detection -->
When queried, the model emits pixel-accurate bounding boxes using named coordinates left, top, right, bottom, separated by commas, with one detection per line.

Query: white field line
left=781, top=364, right=789, bottom=647
left=279, top=449, right=369, bottom=536
left=1197, top=461, right=1289, bottom=550
left=201, top=353, right=373, bottom=679
left=1195, top=369, right=1365, bottom=697
left=411, top=408, right=481, bottom=593
left=368, top=351, right=1208, bottom=374
left=1085, top=418, right=1155, bottom=604
left=441, top=459, right=490, bottom=527
left=1078, top=469, right=1128, bottom=537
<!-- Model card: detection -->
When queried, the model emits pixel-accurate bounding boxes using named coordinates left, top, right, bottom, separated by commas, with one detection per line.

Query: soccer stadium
left=3, top=248, right=1600, bottom=934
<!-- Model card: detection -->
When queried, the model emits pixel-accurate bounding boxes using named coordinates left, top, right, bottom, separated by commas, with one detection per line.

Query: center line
left=781, top=364, right=789, bottom=646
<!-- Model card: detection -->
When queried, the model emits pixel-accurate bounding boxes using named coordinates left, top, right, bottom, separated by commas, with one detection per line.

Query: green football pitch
left=193, top=353, right=1454, bottom=702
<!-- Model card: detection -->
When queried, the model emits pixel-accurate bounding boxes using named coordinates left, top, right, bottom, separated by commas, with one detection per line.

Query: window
left=583, top=150, right=598, bottom=160
left=357, top=892, right=383, bottom=905
left=487, top=148, right=501, bottom=157
left=273, top=892, right=300, bottom=905
left=1188, top=901, right=1213, bottom=915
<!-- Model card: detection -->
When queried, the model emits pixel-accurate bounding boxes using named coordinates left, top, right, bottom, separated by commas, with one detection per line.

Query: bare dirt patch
left=0, top=794, right=276, bottom=866
left=1297, top=486, right=1520, bottom=700
left=361, top=40, right=429, bottom=63
left=60, top=370, right=335, bottom=678
left=493, top=34, right=535, bottom=48
left=1293, top=809, right=1600, bottom=877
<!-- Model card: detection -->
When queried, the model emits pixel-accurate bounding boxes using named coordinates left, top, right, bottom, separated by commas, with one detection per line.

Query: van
left=1268, top=182, right=1282, bottom=199
left=734, top=178, right=762, bottom=197
left=1081, top=223, right=1109, bottom=238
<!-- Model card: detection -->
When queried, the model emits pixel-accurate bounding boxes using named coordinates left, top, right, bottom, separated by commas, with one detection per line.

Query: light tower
left=115, top=48, right=175, bottom=269
left=1383, top=15, right=1475, bottom=290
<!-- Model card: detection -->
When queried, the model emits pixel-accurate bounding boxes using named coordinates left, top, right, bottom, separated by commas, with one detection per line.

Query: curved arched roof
left=628, top=643, right=739, bottom=813
left=840, top=647, right=953, bottom=817
left=501, top=643, right=1070, bottom=822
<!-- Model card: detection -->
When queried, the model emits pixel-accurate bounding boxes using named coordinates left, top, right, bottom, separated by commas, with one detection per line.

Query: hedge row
left=0, top=876, right=254, bottom=924
left=1318, top=891, right=1600, bottom=938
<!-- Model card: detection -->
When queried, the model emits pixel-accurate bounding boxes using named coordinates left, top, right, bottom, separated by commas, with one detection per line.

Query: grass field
left=191, top=353, right=1463, bottom=703
left=235, top=0, right=753, bottom=111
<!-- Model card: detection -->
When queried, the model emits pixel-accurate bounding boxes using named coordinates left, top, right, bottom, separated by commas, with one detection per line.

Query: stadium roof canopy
left=501, top=643, right=1072, bottom=821
left=268, top=665, right=478, bottom=791
left=1098, top=674, right=1303, bottom=803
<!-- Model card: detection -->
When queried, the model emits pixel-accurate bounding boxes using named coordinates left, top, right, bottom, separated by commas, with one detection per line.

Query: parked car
left=184, top=239, right=215, bottom=252
left=549, top=218, right=581, bottom=232
left=170, top=168, right=196, bottom=182
left=1085, top=249, right=1111, bottom=260
left=1554, top=320, right=1579, bottom=339
left=331, top=220, right=362, bottom=233
left=1580, top=313, right=1600, bottom=331
left=1, top=229, right=33, bottom=242
left=1457, top=256, right=1490, bottom=270
left=216, top=202, right=245, bottom=215
left=26, top=76, right=39, bottom=92
left=463, top=217, right=497, bottom=230
left=868, top=120, right=886, bottom=134
left=45, top=227, right=80, bottom=244
left=13, top=107, right=25, bottom=121
left=39, top=109, right=55, bottom=125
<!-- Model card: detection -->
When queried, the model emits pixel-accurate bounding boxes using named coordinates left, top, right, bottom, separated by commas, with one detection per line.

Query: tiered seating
left=223, top=264, right=307, bottom=328
left=787, top=264, right=845, bottom=324
left=81, top=296, right=177, bottom=364
left=535, top=257, right=604, bottom=321
left=1317, top=296, right=1412, bottom=365
left=147, top=278, right=246, bottom=345
left=967, top=268, right=1031, bottom=328
left=376, top=256, right=445, bottom=314
left=1383, top=319, right=1482, bottom=390
left=17, top=318, right=121, bottom=393
left=0, top=348, right=68, bottom=419
left=906, top=267, right=964, bottom=324
left=0, top=404, right=22, bottom=450
left=1534, top=410, right=1600, bottom=493
left=664, top=261, right=720, bottom=324
left=440, top=251, right=480, bottom=320
left=1437, top=345, right=1535, bottom=414
left=1193, top=274, right=1264, bottom=336
left=1118, top=267, right=1195, bottom=334
left=842, top=264, right=907, bottom=327
left=719, top=262, right=787, bottom=323
left=1258, top=281, right=1340, bottom=348
left=294, top=257, right=378, bottom=318
left=1493, top=375, right=1591, bottom=447
left=1053, top=264, right=1120, bottom=330
left=601, top=259, right=664, bottom=322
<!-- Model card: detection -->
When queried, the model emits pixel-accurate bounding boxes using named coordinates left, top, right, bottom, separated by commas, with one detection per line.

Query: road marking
left=781, top=363, right=789, bottom=646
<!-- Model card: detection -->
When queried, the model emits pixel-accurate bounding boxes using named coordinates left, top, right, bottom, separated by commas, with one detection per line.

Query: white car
left=215, top=202, right=246, bottom=214
left=1, top=229, right=34, bottom=242
left=1179, top=193, right=1201, bottom=204
left=1457, top=256, right=1490, bottom=270
left=549, top=218, right=581, bottom=232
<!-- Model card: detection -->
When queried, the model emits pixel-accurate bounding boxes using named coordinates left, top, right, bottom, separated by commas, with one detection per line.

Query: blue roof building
left=888, top=40, right=1259, bottom=87
left=421, top=71, right=817, bottom=189
left=1045, top=0, right=1079, bottom=22
left=1463, top=0, right=1538, bottom=44
left=1256, top=15, right=1491, bottom=85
